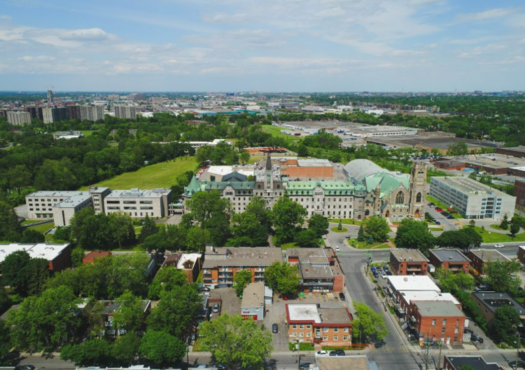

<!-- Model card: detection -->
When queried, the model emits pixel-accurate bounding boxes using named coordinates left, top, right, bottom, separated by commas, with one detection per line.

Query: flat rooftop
left=28, top=190, right=86, bottom=198
left=387, top=276, right=440, bottom=293
left=455, top=153, right=525, bottom=169
left=318, top=307, right=352, bottom=324
left=177, top=253, right=201, bottom=270
left=0, top=243, right=70, bottom=263
left=106, top=188, right=171, bottom=198
left=472, top=292, right=525, bottom=316
left=203, top=247, right=282, bottom=268
left=469, top=249, right=510, bottom=263
left=415, top=301, right=465, bottom=317
left=287, top=304, right=321, bottom=323
left=430, top=249, right=470, bottom=263
left=499, top=145, right=525, bottom=154
left=391, top=249, right=429, bottom=262
left=432, top=176, right=512, bottom=198
left=297, top=159, right=332, bottom=167
left=400, top=291, right=460, bottom=306
left=317, top=356, right=373, bottom=370
left=241, top=282, right=265, bottom=308
left=55, top=192, right=92, bottom=208
left=445, top=356, right=501, bottom=370
left=206, top=165, right=255, bottom=177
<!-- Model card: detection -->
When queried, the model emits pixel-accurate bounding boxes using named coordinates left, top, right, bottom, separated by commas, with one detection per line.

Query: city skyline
left=1, top=0, right=524, bottom=91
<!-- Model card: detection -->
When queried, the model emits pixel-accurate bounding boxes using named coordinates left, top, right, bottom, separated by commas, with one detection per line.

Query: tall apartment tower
left=7, top=111, right=32, bottom=125
left=47, top=90, right=54, bottom=103
left=114, top=105, right=137, bottom=120
left=79, top=106, right=105, bottom=122
left=409, top=162, right=427, bottom=219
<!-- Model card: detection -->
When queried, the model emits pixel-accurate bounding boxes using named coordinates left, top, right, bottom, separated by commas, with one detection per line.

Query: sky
left=0, top=0, right=524, bottom=92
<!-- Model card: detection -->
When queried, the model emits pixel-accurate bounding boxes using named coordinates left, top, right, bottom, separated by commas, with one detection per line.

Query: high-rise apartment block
left=7, top=111, right=32, bottom=125
left=79, top=105, right=105, bottom=122
left=114, top=105, right=137, bottom=120
left=43, top=107, right=69, bottom=124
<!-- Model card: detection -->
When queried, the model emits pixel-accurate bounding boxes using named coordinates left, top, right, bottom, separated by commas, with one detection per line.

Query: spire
left=265, top=155, right=272, bottom=171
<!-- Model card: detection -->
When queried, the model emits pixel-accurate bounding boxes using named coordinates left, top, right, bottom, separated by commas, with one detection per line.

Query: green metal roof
left=285, top=181, right=356, bottom=196
left=364, top=173, right=410, bottom=197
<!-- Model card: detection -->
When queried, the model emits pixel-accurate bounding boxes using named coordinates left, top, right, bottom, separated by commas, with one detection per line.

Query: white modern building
left=104, top=188, right=172, bottom=218
left=430, top=176, right=516, bottom=220
left=7, top=111, right=31, bottom=125
left=26, top=191, right=93, bottom=226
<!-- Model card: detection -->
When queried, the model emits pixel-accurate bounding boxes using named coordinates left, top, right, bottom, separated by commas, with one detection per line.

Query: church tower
left=409, top=162, right=427, bottom=219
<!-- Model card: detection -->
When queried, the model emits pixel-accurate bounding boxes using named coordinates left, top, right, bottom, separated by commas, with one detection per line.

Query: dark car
left=339, top=292, right=346, bottom=301
left=272, top=323, right=278, bottom=334
left=329, top=350, right=345, bottom=356
left=386, top=271, right=392, bottom=276
left=216, top=364, right=228, bottom=370
left=299, top=362, right=313, bottom=369
left=15, top=366, right=35, bottom=370
left=447, top=215, right=454, bottom=219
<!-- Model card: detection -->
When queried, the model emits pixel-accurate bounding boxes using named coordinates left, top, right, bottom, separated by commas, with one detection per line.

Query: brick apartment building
left=468, top=249, right=511, bottom=275
left=471, top=292, right=525, bottom=328
left=408, top=301, right=466, bottom=345
left=395, top=290, right=461, bottom=319
left=161, top=253, right=202, bottom=282
left=429, top=249, right=471, bottom=273
left=390, top=249, right=429, bottom=275
left=285, top=248, right=345, bottom=293
left=516, top=179, right=525, bottom=212
left=285, top=304, right=352, bottom=346
left=0, top=243, right=72, bottom=272
left=202, top=246, right=282, bottom=288
left=519, top=246, right=525, bottom=264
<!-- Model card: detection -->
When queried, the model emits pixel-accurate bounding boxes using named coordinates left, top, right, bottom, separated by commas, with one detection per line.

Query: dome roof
left=344, top=159, right=392, bottom=180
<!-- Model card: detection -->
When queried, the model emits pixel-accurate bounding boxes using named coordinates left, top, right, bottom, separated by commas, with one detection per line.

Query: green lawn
left=329, top=219, right=362, bottom=226
left=281, top=242, right=298, bottom=250
left=21, top=220, right=43, bottom=226
left=426, top=195, right=462, bottom=219
left=28, top=222, right=55, bottom=234
left=80, top=130, right=95, bottom=137
left=465, top=226, right=525, bottom=243
left=355, top=241, right=391, bottom=250
left=261, top=125, right=300, bottom=146
left=331, top=227, right=348, bottom=233
left=81, top=156, right=198, bottom=190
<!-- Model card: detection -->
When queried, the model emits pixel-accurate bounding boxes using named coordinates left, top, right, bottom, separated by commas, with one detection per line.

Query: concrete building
left=89, top=187, right=111, bottom=214
left=161, top=253, right=202, bottom=283
left=467, top=249, right=511, bottom=275
left=53, top=130, right=84, bottom=140
left=185, top=158, right=427, bottom=222
left=198, top=165, right=255, bottom=182
left=429, top=249, right=471, bottom=273
left=26, top=191, right=93, bottom=226
left=386, top=276, right=441, bottom=301
left=389, top=250, right=430, bottom=275
left=430, top=177, right=516, bottom=221
left=0, top=243, right=72, bottom=272
left=7, top=111, right=31, bottom=125
left=515, top=179, right=525, bottom=213
left=26, top=106, right=43, bottom=121
left=114, top=105, right=137, bottom=120
left=471, top=292, right=525, bottom=328
left=285, top=248, right=345, bottom=293
left=285, top=303, right=352, bottom=346
left=241, top=282, right=265, bottom=320
left=103, top=188, right=172, bottom=218
left=43, top=107, right=68, bottom=124
left=443, top=355, right=503, bottom=370
left=79, top=105, right=105, bottom=122
left=202, top=246, right=282, bottom=288
left=67, top=105, right=81, bottom=120
left=408, top=301, right=466, bottom=345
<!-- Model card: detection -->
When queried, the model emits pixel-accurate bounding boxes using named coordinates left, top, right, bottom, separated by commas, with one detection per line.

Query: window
left=396, top=191, right=404, bottom=204
left=323, top=336, right=328, bottom=340
left=454, top=328, right=459, bottom=334
left=334, top=328, right=339, bottom=333
left=323, top=328, right=329, bottom=333
left=443, top=320, right=447, bottom=326
left=344, top=328, right=349, bottom=333
left=432, top=320, right=436, bottom=326
left=299, top=332, right=304, bottom=337
left=333, top=336, right=338, bottom=341
left=306, top=332, right=311, bottom=337
left=343, top=336, right=348, bottom=341
left=306, top=325, right=311, bottom=329
left=293, top=333, right=297, bottom=337
left=299, top=325, right=304, bottom=329
left=293, top=325, right=297, bottom=329
left=441, top=328, right=446, bottom=334
left=416, top=192, right=422, bottom=203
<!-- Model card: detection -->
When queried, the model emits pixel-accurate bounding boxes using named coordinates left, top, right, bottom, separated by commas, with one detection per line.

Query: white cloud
left=458, top=44, right=506, bottom=58
left=19, top=55, right=55, bottom=61
left=0, top=15, right=12, bottom=21
left=60, top=28, right=110, bottom=41
left=203, top=13, right=246, bottom=23
left=455, top=8, right=514, bottom=23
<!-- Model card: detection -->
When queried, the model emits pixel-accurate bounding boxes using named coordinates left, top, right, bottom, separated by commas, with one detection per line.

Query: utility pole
left=516, top=331, right=521, bottom=370
left=436, top=339, right=443, bottom=370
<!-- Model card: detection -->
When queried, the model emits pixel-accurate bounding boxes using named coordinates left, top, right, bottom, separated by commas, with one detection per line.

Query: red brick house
left=429, top=249, right=471, bottom=273
left=390, top=250, right=429, bottom=275
left=409, top=301, right=465, bottom=345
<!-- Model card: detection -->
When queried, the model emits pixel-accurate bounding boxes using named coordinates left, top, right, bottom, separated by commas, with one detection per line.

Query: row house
left=429, top=249, right=471, bottom=273
left=468, top=249, right=510, bottom=275
left=389, top=249, right=430, bottom=275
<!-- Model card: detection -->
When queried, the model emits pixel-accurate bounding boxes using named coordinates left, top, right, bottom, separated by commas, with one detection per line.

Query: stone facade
left=184, top=157, right=427, bottom=222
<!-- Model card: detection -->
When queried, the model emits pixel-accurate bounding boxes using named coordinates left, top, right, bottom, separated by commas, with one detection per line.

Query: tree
left=0, top=201, right=21, bottom=241
left=199, top=314, right=273, bottom=370
left=112, top=332, right=141, bottom=365
left=352, top=302, right=388, bottom=343
left=394, top=219, right=435, bottom=254
left=8, top=286, right=81, bottom=350
left=436, top=267, right=475, bottom=293
left=60, top=339, right=112, bottom=366
left=147, top=285, right=202, bottom=339
left=294, top=229, right=319, bottom=248
left=54, top=226, right=71, bottom=241
left=71, top=247, right=85, bottom=267
left=139, top=215, right=158, bottom=243
left=510, top=221, right=520, bottom=238
left=362, top=216, right=390, bottom=243
left=108, top=213, right=136, bottom=249
left=245, top=196, right=272, bottom=231
left=459, top=366, right=476, bottom=370
left=491, top=306, right=521, bottom=344
left=20, top=229, right=45, bottom=243
left=7, top=165, right=32, bottom=195
left=139, top=330, right=186, bottom=366
left=271, top=195, right=307, bottom=245
left=233, top=270, right=252, bottom=297
left=185, top=226, right=209, bottom=251
left=357, top=224, right=365, bottom=242
left=1, top=250, right=31, bottom=294
left=297, top=144, right=309, bottom=157
left=34, top=159, right=78, bottom=190
left=186, top=190, right=231, bottom=246
left=148, top=267, right=187, bottom=300
left=437, top=228, right=482, bottom=254
left=0, top=320, right=11, bottom=365
left=484, top=260, right=521, bottom=294
left=25, top=258, right=50, bottom=296
left=264, top=261, right=300, bottom=296
left=230, top=212, right=269, bottom=247
left=0, top=288, right=12, bottom=315
left=500, top=214, right=509, bottom=230
left=112, top=291, right=145, bottom=334
left=308, top=214, right=329, bottom=238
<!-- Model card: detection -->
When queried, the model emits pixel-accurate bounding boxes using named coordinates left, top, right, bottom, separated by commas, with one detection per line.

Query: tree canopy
left=264, top=261, right=300, bottom=296
left=394, top=218, right=435, bottom=254
left=271, top=195, right=307, bottom=245
left=352, top=302, right=388, bottom=343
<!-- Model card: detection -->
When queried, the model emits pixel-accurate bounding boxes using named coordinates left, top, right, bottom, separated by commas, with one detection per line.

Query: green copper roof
left=184, top=176, right=203, bottom=197
left=364, top=173, right=410, bottom=197
left=285, top=181, right=356, bottom=196
left=204, top=181, right=255, bottom=191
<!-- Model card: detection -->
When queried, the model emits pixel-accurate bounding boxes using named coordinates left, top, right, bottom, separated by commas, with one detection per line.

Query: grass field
left=465, top=226, right=525, bottom=243
left=28, top=222, right=55, bottom=234
left=80, top=130, right=95, bottom=137
left=81, top=156, right=198, bottom=190
left=261, top=125, right=300, bottom=146
left=331, top=227, right=348, bottom=233
left=21, top=220, right=43, bottom=226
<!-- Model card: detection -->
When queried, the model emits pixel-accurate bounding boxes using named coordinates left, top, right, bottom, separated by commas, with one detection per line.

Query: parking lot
left=208, top=288, right=241, bottom=320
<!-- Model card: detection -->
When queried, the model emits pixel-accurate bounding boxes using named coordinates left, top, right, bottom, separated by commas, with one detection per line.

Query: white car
left=335, top=246, right=341, bottom=252
left=316, top=350, right=328, bottom=356
left=494, top=244, right=505, bottom=248
left=381, top=273, right=387, bottom=279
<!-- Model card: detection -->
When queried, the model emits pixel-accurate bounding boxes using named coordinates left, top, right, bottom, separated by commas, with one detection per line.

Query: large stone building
left=184, top=157, right=427, bottom=221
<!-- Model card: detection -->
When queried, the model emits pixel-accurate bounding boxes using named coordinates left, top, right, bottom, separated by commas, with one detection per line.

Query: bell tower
left=409, top=162, right=427, bottom=219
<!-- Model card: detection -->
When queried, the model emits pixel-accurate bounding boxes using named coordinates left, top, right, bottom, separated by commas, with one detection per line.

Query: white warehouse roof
left=387, top=275, right=440, bottom=293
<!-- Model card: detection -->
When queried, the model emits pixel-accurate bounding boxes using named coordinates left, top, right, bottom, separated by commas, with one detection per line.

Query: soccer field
left=81, top=156, right=199, bottom=190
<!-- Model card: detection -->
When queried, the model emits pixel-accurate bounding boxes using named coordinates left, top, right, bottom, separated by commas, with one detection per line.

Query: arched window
left=395, top=191, right=404, bottom=204
left=416, top=192, right=422, bottom=203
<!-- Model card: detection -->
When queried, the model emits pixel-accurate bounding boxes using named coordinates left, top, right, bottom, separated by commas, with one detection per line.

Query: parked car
left=339, top=292, right=346, bottom=301
left=329, top=350, right=345, bottom=356
left=371, top=267, right=377, bottom=273
left=299, top=362, right=313, bottom=369
left=435, top=207, right=443, bottom=212
left=213, top=303, right=220, bottom=313
left=494, top=243, right=505, bottom=248
left=383, top=266, right=390, bottom=272
left=381, top=272, right=387, bottom=279
left=428, top=202, right=435, bottom=207
left=435, top=221, right=441, bottom=225
left=446, top=215, right=454, bottom=219
left=475, top=285, right=489, bottom=292
left=373, top=272, right=378, bottom=279
left=335, top=246, right=341, bottom=252
left=316, top=350, right=328, bottom=356
left=386, top=271, right=392, bottom=276
left=272, top=323, right=278, bottom=334
left=15, top=366, right=35, bottom=370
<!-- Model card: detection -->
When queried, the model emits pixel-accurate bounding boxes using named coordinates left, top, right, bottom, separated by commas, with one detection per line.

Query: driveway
left=209, top=288, right=240, bottom=319
left=264, top=296, right=289, bottom=351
